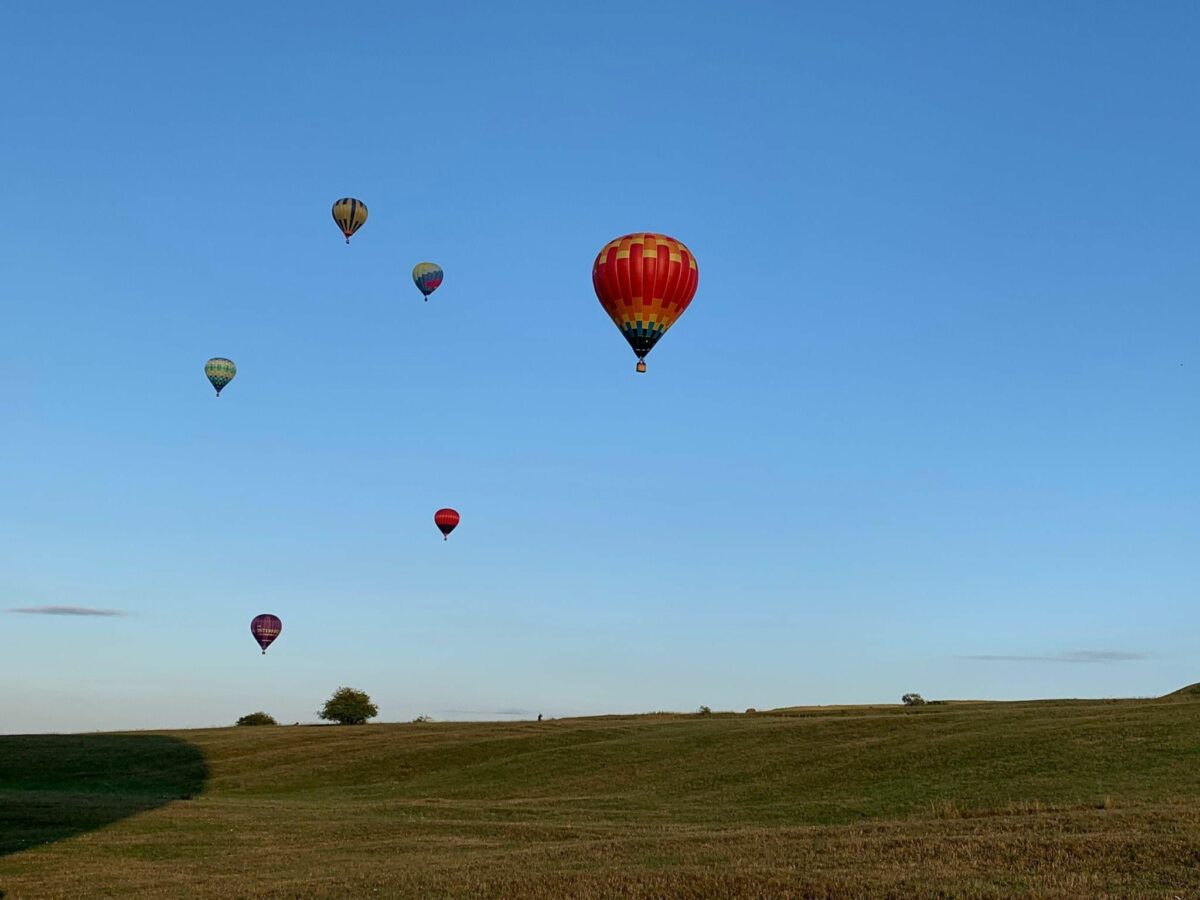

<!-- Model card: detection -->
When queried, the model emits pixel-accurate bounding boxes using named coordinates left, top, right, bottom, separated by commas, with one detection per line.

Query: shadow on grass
left=0, top=734, right=207, bottom=857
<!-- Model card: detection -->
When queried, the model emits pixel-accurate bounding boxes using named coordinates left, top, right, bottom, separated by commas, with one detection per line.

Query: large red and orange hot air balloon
left=434, top=508, right=460, bottom=541
left=592, top=232, right=698, bottom=372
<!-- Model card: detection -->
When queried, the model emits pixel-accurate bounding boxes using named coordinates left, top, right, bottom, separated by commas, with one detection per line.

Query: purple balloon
left=251, top=614, right=282, bottom=655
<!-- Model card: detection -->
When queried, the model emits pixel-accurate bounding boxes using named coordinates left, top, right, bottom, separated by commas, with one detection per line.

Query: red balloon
left=251, top=614, right=282, bottom=655
left=592, top=232, right=698, bottom=372
left=434, top=508, right=460, bottom=541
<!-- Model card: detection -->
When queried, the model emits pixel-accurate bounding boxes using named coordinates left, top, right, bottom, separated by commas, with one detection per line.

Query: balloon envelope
left=251, top=614, right=282, bottom=654
left=412, top=262, right=444, bottom=300
left=434, top=508, right=460, bottom=540
left=592, top=233, right=698, bottom=371
left=205, top=358, right=236, bottom=396
left=331, top=198, right=368, bottom=243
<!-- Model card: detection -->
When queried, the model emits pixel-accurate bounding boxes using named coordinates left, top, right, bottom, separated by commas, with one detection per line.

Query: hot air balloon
left=331, top=198, right=368, bottom=243
left=434, top=508, right=460, bottom=541
left=412, top=262, right=444, bottom=301
left=205, top=357, right=237, bottom=396
left=592, top=233, right=698, bottom=373
left=251, top=614, right=282, bottom=655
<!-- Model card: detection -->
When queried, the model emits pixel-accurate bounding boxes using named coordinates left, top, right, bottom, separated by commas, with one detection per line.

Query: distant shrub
left=412, top=715, right=432, bottom=723
left=236, top=712, right=277, bottom=726
left=745, top=708, right=757, bottom=715
left=318, top=687, right=378, bottom=725
left=902, top=693, right=927, bottom=707
left=697, top=705, right=712, bottom=715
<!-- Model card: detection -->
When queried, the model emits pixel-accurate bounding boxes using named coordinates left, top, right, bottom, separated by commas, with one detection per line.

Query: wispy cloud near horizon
left=8, top=605, right=127, bottom=617
left=962, top=650, right=1146, bottom=663
left=441, top=708, right=534, bottom=717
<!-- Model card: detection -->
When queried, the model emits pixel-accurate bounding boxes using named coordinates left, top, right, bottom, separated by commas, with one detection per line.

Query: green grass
left=4, top=691, right=1200, bottom=897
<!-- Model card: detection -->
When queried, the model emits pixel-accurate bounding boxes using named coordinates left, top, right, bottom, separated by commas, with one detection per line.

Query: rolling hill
left=4, top=690, right=1200, bottom=897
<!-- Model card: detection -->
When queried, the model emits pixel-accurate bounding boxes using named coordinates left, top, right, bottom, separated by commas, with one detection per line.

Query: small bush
left=318, top=686, right=378, bottom=725
left=745, top=708, right=757, bottom=715
left=236, top=712, right=277, bottom=726
left=412, top=715, right=432, bottom=723
left=697, top=705, right=712, bottom=715
left=902, top=693, right=927, bottom=706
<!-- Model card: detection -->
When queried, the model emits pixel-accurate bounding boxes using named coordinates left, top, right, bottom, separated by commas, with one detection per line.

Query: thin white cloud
left=8, top=605, right=127, bottom=617
left=962, top=650, right=1145, bottom=663
left=442, top=708, right=534, bottom=716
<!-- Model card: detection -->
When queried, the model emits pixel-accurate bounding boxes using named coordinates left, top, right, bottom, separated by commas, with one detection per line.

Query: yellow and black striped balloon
left=331, top=198, right=368, bottom=243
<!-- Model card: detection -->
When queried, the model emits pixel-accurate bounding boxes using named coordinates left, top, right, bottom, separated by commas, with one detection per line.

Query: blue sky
left=2, top=2, right=1198, bottom=732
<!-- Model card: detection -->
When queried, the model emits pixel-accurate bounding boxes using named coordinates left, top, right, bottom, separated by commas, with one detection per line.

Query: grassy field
left=4, top=690, right=1200, bottom=898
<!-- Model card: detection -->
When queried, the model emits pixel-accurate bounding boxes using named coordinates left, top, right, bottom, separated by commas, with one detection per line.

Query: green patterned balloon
left=204, top=357, right=237, bottom=396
